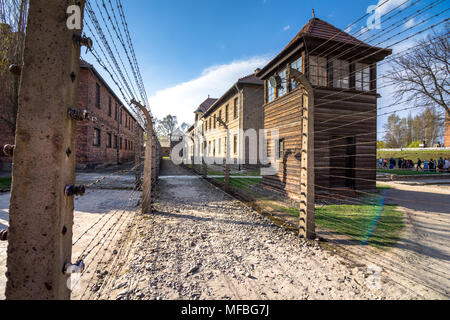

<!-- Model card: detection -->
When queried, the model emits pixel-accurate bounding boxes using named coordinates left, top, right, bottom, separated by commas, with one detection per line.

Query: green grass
left=215, top=177, right=262, bottom=188
left=377, top=169, right=446, bottom=176
left=378, top=150, right=450, bottom=161
left=376, top=183, right=393, bottom=190
left=0, top=177, right=12, bottom=189
left=315, top=201, right=404, bottom=249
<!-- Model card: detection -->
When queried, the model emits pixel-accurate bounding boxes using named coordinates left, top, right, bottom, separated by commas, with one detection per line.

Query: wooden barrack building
left=256, top=17, right=392, bottom=200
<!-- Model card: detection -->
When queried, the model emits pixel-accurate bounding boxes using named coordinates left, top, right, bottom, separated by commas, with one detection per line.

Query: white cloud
left=405, top=18, right=415, bottom=29
left=376, top=0, right=410, bottom=16
left=148, top=56, right=271, bottom=124
left=283, top=25, right=291, bottom=32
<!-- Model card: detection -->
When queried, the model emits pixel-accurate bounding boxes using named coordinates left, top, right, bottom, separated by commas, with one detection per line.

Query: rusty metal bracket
left=3, top=144, right=14, bottom=157
left=72, top=34, right=93, bottom=52
left=64, top=185, right=86, bottom=197
left=63, top=260, right=85, bottom=275
left=0, top=229, right=7, bottom=241
left=9, top=64, right=21, bottom=76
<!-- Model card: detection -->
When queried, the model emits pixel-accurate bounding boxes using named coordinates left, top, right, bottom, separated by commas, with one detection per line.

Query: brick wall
left=76, top=66, right=144, bottom=169
left=0, top=64, right=144, bottom=172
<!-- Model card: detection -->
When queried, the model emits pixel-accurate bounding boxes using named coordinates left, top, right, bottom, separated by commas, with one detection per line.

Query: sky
left=81, top=0, right=449, bottom=140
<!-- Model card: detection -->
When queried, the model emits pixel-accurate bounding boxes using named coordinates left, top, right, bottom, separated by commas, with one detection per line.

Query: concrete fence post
left=217, top=118, right=230, bottom=190
left=131, top=100, right=152, bottom=214
left=295, top=72, right=316, bottom=240
left=6, top=0, right=87, bottom=300
left=134, top=122, right=142, bottom=190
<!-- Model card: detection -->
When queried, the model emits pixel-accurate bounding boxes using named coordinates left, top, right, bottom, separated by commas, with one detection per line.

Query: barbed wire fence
left=0, top=0, right=162, bottom=299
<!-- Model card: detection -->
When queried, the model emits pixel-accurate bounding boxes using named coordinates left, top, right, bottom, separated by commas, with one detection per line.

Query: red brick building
left=76, top=60, right=144, bottom=169
left=445, top=114, right=450, bottom=148
left=0, top=60, right=144, bottom=171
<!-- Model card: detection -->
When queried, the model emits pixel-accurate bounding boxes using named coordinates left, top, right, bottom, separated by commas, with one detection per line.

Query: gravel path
left=96, top=160, right=414, bottom=300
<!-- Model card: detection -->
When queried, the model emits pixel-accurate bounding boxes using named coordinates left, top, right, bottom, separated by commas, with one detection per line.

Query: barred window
left=107, top=133, right=112, bottom=148
left=309, top=56, right=327, bottom=87
left=291, top=57, right=303, bottom=89
left=93, top=128, right=101, bottom=146
left=277, top=68, right=288, bottom=97
left=333, top=59, right=349, bottom=89
left=355, top=63, right=371, bottom=91
left=267, top=80, right=275, bottom=103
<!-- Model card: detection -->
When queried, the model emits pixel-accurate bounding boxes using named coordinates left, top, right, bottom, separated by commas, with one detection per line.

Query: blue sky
left=82, top=0, right=449, bottom=140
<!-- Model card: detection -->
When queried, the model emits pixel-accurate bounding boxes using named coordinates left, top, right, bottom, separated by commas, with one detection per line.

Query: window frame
left=309, top=55, right=327, bottom=87
left=107, top=133, right=112, bottom=148
left=333, top=59, right=350, bottom=89
left=95, top=83, right=101, bottom=109
left=93, top=128, right=101, bottom=147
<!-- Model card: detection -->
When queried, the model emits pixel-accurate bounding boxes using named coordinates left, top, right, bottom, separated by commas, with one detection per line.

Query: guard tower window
left=309, top=56, right=327, bottom=87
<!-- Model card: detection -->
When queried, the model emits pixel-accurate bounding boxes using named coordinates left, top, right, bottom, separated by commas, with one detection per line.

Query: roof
left=195, top=98, right=218, bottom=114
left=286, top=17, right=368, bottom=50
left=237, top=74, right=264, bottom=85
left=202, top=73, right=263, bottom=118
left=258, top=17, right=392, bottom=79
left=80, top=60, right=144, bottom=130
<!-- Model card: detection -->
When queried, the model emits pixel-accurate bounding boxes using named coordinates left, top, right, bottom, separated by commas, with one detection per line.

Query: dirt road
left=95, top=160, right=415, bottom=300
left=0, top=165, right=141, bottom=300
left=380, top=182, right=450, bottom=298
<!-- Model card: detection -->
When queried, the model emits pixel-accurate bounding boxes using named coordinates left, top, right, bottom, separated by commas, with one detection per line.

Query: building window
left=234, top=98, right=238, bottom=119
left=218, top=110, right=222, bottom=125
left=291, top=57, right=303, bottom=89
left=277, top=139, right=285, bottom=160
left=309, top=56, right=327, bottom=87
left=218, top=138, right=222, bottom=155
left=333, top=60, right=350, bottom=89
left=214, top=115, right=216, bottom=129
left=107, top=133, right=112, bottom=148
left=355, top=63, right=371, bottom=91
left=93, top=128, right=101, bottom=146
left=108, top=97, right=112, bottom=116
left=114, top=104, right=118, bottom=120
left=225, top=105, right=229, bottom=122
left=233, top=135, right=238, bottom=155
left=114, top=135, right=118, bottom=148
left=267, top=80, right=275, bottom=103
left=277, top=68, right=288, bottom=97
left=95, top=84, right=101, bottom=109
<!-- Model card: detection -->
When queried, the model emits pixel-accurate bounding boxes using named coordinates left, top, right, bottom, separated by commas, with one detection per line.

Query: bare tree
left=389, top=24, right=450, bottom=118
left=180, top=122, right=191, bottom=132
left=156, top=115, right=178, bottom=141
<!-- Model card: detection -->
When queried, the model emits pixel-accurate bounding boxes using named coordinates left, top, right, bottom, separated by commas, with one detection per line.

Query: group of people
left=378, top=157, right=450, bottom=172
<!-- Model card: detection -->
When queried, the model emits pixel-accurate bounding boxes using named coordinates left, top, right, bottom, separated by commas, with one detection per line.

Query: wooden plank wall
left=262, top=87, right=377, bottom=200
